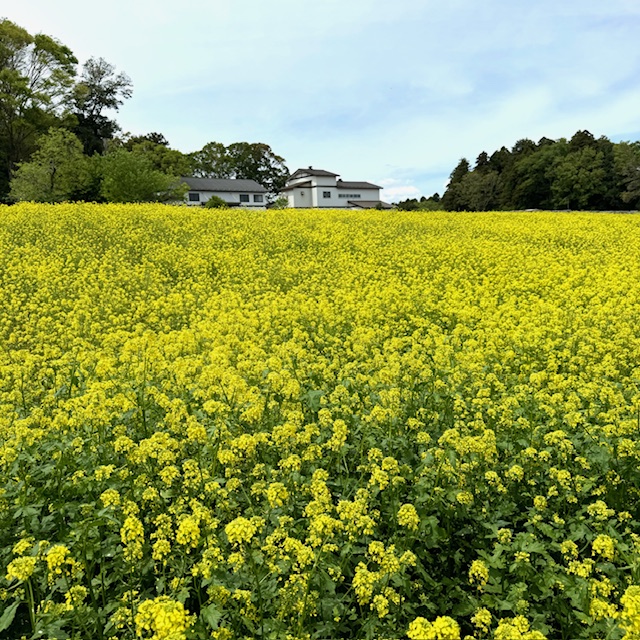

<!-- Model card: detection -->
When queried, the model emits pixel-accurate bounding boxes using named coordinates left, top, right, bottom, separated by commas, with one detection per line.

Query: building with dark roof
left=280, top=167, right=392, bottom=209
left=181, top=177, right=267, bottom=207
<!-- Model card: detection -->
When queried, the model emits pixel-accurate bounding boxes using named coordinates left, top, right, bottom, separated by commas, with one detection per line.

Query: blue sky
left=7, top=0, right=640, bottom=201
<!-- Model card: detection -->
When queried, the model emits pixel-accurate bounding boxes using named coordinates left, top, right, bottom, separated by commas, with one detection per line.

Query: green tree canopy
left=99, top=149, right=186, bottom=203
left=71, top=57, right=132, bottom=155
left=0, top=19, right=77, bottom=200
left=226, top=142, right=289, bottom=195
left=9, top=128, right=91, bottom=202
left=457, top=170, right=501, bottom=211
left=190, top=141, right=233, bottom=179
left=615, top=141, right=640, bottom=208
left=190, top=141, right=289, bottom=196
left=440, top=130, right=637, bottom=211
left=509, top=140, right=568, bottom=210
left=441, top=158, right=470, bottom=211
left=550, top=146, right=609, bottom=210
left=126, top=134, right=193, bottom=176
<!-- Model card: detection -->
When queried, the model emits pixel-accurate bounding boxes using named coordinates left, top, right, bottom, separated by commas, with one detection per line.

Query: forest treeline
left=3, top=18, right=640, bottom=209
left=0, top=19, right=288, bottom=204
left=398, top=131, right=640, bottom=211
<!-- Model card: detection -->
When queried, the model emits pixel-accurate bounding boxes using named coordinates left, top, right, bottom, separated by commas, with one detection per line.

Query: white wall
left=314, top=187, right=338, bottom=207
left=310, top=175, right=338, bottom=187
left=281, top=174, right=382, bottom=208
left=185, top=190, right=266, bottom=208
left=288, top=173, right=337, bottom=188
left=335, top=187, right=380, bottom=205
left=289, top=187, right=312, bottom=207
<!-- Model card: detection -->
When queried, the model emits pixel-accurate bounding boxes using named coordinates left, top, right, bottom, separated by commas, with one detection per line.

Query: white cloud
left=379, top=180, right=422, bottom=203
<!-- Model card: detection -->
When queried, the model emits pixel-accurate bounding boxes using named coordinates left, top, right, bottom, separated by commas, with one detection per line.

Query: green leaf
left=0, top=601, right=20, bottom=633
left=202, top=603, right=222, bottom=630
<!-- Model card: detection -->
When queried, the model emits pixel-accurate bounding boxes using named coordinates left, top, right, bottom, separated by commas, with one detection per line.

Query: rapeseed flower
left=135, top=596, right=194, bottom=639
left=397, top=503, right=420, bottom=531
left=407, top=616, right=461, bottom=640
left=225, top=517, right=257, bottom=546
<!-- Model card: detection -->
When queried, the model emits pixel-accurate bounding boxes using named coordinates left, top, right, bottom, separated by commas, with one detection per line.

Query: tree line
left=0, top=19, right=289, bottom=204
left=398, top=131, right=640, bottom=211
left=5, top=19, right=640, bottom=210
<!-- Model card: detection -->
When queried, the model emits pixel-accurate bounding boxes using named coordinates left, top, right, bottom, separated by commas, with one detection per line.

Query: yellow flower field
left=1, top=203, right=640, bottom=639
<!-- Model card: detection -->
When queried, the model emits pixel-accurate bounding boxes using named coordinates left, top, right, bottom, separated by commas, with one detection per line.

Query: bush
left=270, top=196, right=289, bottom=209
left=203, top=195, right=228, bottom=209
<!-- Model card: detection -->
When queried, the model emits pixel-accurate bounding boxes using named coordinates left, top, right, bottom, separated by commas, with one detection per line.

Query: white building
left=280, top=167, right=392, bottom=209
left=181, top=177, right=267, bottom=207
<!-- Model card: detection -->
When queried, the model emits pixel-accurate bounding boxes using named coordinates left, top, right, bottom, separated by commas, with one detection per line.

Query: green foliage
left=457, top=170, right=501, bottom=211
left=190, top=141, right=232, bottom=178
left=190, top=141, right=289, bottom=196
left=396, top=194, right=441, bottom=211
left=550, top=147, right=608, bottom=210
left=441, top=131, right=634, bottom=211
left=270, top=196, right=289, bottom=209
left=129, top=139, right=193, bottom=177
left=99, top=149, right=186, bottom=203
left=71, top=57, right=132, bottom=155
left=72, top=57, right=132, bottom=119
left=0, top=19, right=78, bottom=201
left=203, top=194, right=228, bottom=208
left=9, top=128, right=91, bottom=202
left=441, top=158, right=470, bottom=211
left=509, top=142, right=567, bottom=210
left=614, top=142, right=640, bottom=208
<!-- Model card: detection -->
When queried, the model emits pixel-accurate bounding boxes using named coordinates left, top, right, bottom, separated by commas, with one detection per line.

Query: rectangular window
left=323, top=191, right=331, bottom=198
left=338, top=193, right=361, bottom=198
left=239, top=194, right=250, bottom=202
left=188, top=192, right=200, bottom=202
left=253, top=194, right=264, bottom=202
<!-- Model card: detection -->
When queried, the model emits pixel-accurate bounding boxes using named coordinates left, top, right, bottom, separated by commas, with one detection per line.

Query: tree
left=190, top=141, right=289, bottom=197
left=395, top=198, right=420, bottom=211
left=489, top=147, right=512, bottom=173
left=441, top=158, right=470, bottom=211
left=474, top=151, right=490, bottom=173
left=457, top=170, right=501, bottom=211
left=0, top=19, right=77, bottom=200
left=615, top=142, right=640, bottom=208
left=509, top=140, right=567, bottom=210
left=124, top=132, right=169, bottom=149
left=227, top=142, right=289, bottom=195
left=71, top=57, right=132, bottom=155
left=190, top=141, right=232, bottom=178
left=511, top=138, right=537, bottom=156
left=550, top=146, right=608, bottom=209
left=537, top=136, right=555, bottom=148
left=396, top=194, right=441, bottom=211
left=440, top=130, right=637, bottom=212
left=126, top=135, right=193, bottom=176
left=99, top=149, right=186, bottom=203
left=9, top=128, right=90, bottom=202
left=568, top=129, right=596, bottom=152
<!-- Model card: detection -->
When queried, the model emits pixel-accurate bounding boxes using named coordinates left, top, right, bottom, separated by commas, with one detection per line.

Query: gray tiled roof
left=289, top=168, right=340, bottom=179
left=280, top=181, right=312, bottom=191
left=348, top=200, right=394, bottom=209
left=337, top=180, right=381, bottom=190
left=181, top=177, right=267, bottom=193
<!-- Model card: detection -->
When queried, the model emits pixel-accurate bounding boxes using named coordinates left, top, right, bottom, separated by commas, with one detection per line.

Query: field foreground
left=2, top=204, right=640, bottom=639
